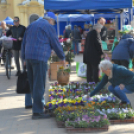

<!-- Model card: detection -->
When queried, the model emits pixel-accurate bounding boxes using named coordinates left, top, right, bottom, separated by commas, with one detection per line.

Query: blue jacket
left=112, top=34, right=134, bottom=62
left=90, top=64, right=134, bottom=97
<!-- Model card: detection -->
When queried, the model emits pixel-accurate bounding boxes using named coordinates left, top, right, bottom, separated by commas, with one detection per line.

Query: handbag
left=16, top=70, right=30, bottom=94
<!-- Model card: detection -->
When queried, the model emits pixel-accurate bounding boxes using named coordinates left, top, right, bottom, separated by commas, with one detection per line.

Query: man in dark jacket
left=89, top=60, right=134, bottom=104
left=98, top=17, right=107, bottom=41
left=83, top=24, right=103, bottom=83
left=71, top=25, right=81, bottom=55
left=6, top=17, right=26, bottom=76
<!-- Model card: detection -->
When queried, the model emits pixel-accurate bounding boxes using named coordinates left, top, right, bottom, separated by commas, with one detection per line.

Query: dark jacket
left=112, top=34, right=134, bottom=62
left=90, top=64, right=134, bottom=97
left=100, top=26, right=107, bottom=41
left=6, top=25, right=26, bottom=50
left=64, top=29, right=71, bottom=38
left=71, top=29, right=81, bottom=41
left=83, top=29, right=103, bottom=65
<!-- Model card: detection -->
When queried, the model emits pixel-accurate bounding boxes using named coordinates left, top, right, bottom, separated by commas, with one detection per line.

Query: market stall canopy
left=4, top=17, right=14, bottom=25
left=44, top=0, right=132, bottom=14
left=58, top=14, right=94, bottom=22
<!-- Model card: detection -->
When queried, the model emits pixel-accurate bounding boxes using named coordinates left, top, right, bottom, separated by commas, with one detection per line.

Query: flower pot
left=110, top=120, right=115, bottom=124
left=84, top=128, right=91, bottom=133
left=126, top=118, right=133, bottom=123
left=132, top=117, right=134, bottom=122
left=120, top=119, right=126, bottom=123
left=56, top=121, right=65, bottom=128
left=111, top=120, right=120, bottom=124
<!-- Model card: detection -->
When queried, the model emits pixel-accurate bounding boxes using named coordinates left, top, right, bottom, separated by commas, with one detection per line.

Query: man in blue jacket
left=21, top=12, right=65, bottom=119
left=89, top=60, right=134, bottom=104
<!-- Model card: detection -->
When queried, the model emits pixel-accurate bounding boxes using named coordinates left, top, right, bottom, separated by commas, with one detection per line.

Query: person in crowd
left=0, top=21, right=14, bottom=69
left=97, top=17, right=107, bottom=42
left=112, top=30, right=134, bottom=69
left=71, top=25, right=81, bottom=55
left=6, top=17, right=26, bottom=76
left=64, top=25, right=71, bottom=38
left=89, top=60, right=134, bottom=104
left=21, top=12, right=65, bottom=119
left=83, top=24, right=103, bottom=83
left=0, top=21, right=9, bottom=64
left=78, top=26, right=83, bottom=35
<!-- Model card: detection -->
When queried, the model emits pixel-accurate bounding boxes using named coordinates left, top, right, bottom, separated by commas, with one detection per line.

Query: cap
left=44, top=12, right=57, bottom=24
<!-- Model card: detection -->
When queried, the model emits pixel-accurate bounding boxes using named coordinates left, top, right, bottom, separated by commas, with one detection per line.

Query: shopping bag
left=16, top=71, right=30, bottom=94
left=77, top=62, right=87, bottom=77
left=102, top=41, right=108, bottom=50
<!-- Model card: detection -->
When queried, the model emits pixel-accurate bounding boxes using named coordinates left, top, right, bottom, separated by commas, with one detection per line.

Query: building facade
left=0, top=0, right=44, bottom=26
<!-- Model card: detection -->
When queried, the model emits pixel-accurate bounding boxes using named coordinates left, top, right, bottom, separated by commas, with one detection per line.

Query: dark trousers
left=87, top=63, right=99, bottom=83
left=112, top=60, right=129, bottom=69
left=26, top=59, right=47, bottom=113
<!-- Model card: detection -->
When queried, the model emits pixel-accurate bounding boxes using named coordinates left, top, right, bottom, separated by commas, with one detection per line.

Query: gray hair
left=65, top=25, right=68, bottom=29
left=93, top=24, right=103, bottom=30
left=99, top=60, right=113, bottom=70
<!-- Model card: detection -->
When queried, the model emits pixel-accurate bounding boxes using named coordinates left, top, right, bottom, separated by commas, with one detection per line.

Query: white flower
left=66, top=38, right=71, bottom=43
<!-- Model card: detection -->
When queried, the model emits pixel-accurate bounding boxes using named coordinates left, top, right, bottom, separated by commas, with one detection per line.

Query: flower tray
left=66, top=126, right=109, bottom=133
left=110, top=118, right=134, bottom=124
left=56, top=121, right=65, bottom=128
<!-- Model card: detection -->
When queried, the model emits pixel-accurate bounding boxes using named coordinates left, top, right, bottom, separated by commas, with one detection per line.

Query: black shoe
left=32, top=113, right=50, bottom=120
left=25, top=105, right=32, bottom=109
left=10, top=66, right=14, bottom=69
left=16, top=71, right=21, bottom=76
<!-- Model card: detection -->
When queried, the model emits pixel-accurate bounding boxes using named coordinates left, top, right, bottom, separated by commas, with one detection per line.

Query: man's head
left=99, top=60, right=113, bottom=76
left=74, top=25, right=77, bottom=29
left=13, top=17, right=20, bottom=26
left=68, top=25, right=71, bottom=30
left=65, top=25, right=68, bottom=30
left=98, top=17, right=106, bottom=26
left=43, top=12, right=56, bottom=25
left=93, top=24, right=103, bottom=33
left=1, top=21, right=6, bottom=29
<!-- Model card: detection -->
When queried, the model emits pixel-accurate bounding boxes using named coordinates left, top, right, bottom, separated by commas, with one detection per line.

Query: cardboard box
left=50, top=62, right=69, bottom=81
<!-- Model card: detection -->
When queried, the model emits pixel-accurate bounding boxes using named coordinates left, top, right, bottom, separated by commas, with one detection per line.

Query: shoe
left=32, top=113, right=50, bottom=120
left=15, top=71, right=21, bottom=76
left=25, top=105, right=32, bottom=109
left=10, top=66, right=14, bottom=69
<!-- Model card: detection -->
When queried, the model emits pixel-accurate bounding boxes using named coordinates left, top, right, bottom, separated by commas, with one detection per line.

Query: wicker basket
left=57, top=70, right=70, bottom=85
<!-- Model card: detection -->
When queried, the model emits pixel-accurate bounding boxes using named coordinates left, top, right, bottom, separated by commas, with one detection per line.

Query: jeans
left=25, top=59, right=47, bottom=113
left=108, top=85, right=133, bottom=103
left=13, top=50, right=24, bottom=71
left=73, top=40, right=79, bottom=55
left=87, top=63, right=99, bottom=83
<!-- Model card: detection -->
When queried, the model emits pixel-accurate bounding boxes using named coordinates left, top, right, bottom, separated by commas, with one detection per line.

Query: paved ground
left=0, top=55, right=134, bottom=134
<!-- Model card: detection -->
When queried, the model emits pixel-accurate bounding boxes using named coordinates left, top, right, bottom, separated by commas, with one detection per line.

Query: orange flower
left=91, top=101, right=95, bottom=105
left=87, top=103, right=92, bottom=108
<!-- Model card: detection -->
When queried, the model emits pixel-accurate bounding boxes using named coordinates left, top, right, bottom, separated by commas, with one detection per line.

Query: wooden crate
left=50, top=62, right=69, bottom=81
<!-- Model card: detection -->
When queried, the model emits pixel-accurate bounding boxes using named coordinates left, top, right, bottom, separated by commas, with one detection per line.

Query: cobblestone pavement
left=0, top=55, right=134, bottom=134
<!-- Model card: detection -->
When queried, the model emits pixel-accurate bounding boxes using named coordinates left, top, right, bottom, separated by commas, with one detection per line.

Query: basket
left=2, top=39, right=13, bottom=49
left=57, top=70, right=70, bottom=85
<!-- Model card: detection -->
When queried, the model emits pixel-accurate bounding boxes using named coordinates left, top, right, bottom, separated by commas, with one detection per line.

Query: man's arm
left=90, top=75, right=108, bottom=97
left=47, top=25, right=65, bottom=60
left=94, top=31, right=103, bottom=55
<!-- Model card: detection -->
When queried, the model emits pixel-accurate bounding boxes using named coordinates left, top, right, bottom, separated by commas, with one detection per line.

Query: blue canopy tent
left=4, top=17, right=14, bottom=25
left=44, top=0, right=132, bottom=14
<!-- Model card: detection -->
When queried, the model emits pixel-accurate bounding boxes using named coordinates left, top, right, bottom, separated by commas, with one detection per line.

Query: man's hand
left=60, top=60, right=65, bottom=66
left=18, top=37, right=22, bottom=41
left=119, top=84, right=125, bottom=90
left=24, top=61, right=26, bottom=66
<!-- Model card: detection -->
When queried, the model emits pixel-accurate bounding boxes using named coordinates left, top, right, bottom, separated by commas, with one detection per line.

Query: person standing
left=21, top=12, right=65, bottom=119
left=97, top=17, right=107, bottom=41
left=71, top=25, right=81, bottom=55
left=83, top=24, right=103, bottom=83
left=6, top=17, right=26, bottom=76
left=0, top=21, right=10, bottom=64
